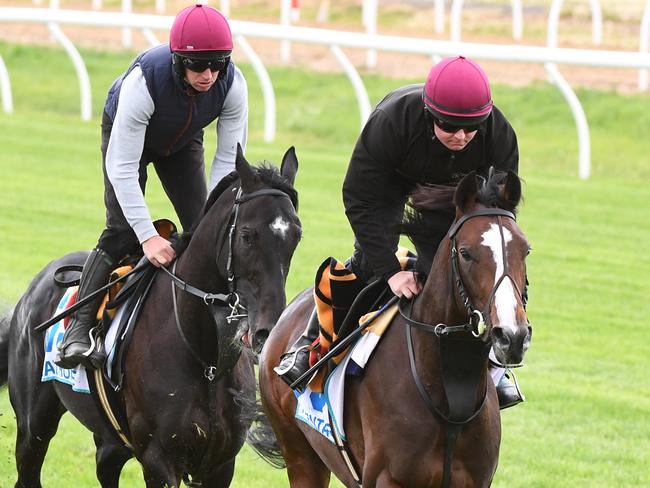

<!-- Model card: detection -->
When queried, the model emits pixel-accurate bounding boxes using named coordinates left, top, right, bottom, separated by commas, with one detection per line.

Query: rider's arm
left=343, top=109, right=406, bottom=282
left=105, top=66, right=157, bottom=244
left=209, top=66, right=249, bottom=190
left=486, top=106, right=519, bottom=173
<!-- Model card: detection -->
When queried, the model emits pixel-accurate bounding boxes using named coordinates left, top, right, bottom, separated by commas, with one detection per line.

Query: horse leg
left=269, top=416, right=330, bottom=488
left=12, top=386, right=65, bottom=488
left=140, top=446, right=182, bottom=488
left=94, top=434, right=132, bottom=488
left=375, top=473, right=403, bottom=488
left=284, top=449, right=331, bottom=488
left=196, top=458, right=236, bottom=488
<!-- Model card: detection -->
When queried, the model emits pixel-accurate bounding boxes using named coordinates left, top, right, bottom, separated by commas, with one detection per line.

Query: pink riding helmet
left=170, top=4, right=233, bottom=57
left=423, top=56, right=493, bottom=126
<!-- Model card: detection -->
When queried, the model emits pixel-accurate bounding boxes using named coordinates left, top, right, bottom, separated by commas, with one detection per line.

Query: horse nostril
left=253, top=329, right=270, bottom=353
left=492, top=326, right=504, bottom=341
left=492, top=326, right=511, bottom=348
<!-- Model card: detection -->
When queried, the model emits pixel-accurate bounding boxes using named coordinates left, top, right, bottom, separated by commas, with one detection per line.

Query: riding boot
left=493, top=367, right=525, bottom=410
left=274, top=309, right=320, bottom=390
left=55, top=248, right=114, bottom=370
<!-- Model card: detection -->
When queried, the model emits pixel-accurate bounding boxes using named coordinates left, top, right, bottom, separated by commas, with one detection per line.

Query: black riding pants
left=96, top=111, right=208, bottom=262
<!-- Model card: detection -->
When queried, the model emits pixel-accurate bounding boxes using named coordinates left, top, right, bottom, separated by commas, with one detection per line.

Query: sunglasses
left=434, top=118, right=481, bottom=134
left=179, top=56, right=229, bottom=73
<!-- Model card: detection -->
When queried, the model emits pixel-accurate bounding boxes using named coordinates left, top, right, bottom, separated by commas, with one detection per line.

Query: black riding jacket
left=342, top=84, right=519, bottom=281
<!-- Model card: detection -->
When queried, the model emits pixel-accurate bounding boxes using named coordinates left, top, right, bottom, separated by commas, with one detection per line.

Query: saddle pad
left=295, top=304, right=399, bottom=443
left=41, top=287, right=125, bottom=393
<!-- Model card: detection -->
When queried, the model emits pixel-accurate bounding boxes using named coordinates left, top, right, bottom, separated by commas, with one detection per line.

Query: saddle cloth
left=41, top=286, right=125, bottom=393
left=41, top=262, right=150, bottom=392
left=295, top=303, right=399, bottom=443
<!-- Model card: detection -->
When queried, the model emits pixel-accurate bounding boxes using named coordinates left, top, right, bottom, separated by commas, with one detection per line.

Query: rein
left=400, top=207, right=517, bottom=488
left=166, top=186, right=293, bottom=381
left=168, top=184, right=294, bottom=486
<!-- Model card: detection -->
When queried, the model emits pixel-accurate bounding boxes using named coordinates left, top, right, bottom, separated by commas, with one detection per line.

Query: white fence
left=2, top=7, right=650, bottom=179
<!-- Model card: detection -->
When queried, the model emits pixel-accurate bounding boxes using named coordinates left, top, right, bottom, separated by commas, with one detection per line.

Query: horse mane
left=402, top=170, right=522, bottom=278
left=172, top=163, right=299, bottom=255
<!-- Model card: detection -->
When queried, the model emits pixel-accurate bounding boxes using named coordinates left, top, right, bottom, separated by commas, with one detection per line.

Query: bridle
left=161, top=186, right=294, bottom=381
left=398, top=207, right=525, bottom=488
left=399, top=207, right=521, bottom=339
left=165, top=184, right=295, bottom=487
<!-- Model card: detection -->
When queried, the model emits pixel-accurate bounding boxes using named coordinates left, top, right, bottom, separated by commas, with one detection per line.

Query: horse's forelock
left=476, top=171, right=521, bottom=214
left=255, top=163, right=299, bottom=210
left=401, top=171, right=522, bottom=277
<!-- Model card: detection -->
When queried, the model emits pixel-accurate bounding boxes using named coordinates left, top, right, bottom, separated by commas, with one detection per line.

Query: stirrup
left=273, top=344, right=310, bottom=376
left=56, top=326, right=105, bottom=370
left=497, top=370, right=525, bottom=410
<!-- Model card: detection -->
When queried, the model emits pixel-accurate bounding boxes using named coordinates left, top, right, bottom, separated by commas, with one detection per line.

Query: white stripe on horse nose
left=481, top=224, right=517, bottom=332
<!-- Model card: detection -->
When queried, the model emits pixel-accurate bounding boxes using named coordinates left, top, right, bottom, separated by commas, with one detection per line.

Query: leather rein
left=398, top=207, right=519, bottom=488
left=162, top=186, right=293, bottom=382
left=164, top=185, right=294, bottom=487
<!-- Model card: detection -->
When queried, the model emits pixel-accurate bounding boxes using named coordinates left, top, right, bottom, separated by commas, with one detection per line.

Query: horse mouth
left=239, top=328, right=268, bottom=355
left=251, top=329, right=269, bottom=354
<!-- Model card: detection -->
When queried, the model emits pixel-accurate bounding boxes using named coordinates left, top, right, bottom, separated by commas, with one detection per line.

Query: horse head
left=229, top=145, right=302, bottom=353
left=450, top=170, right=532, bottom=366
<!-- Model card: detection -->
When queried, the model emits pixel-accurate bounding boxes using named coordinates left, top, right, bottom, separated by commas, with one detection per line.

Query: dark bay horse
left=257, top=170, right=532, bottom=487
left=0, top=147, right=302, bottom=487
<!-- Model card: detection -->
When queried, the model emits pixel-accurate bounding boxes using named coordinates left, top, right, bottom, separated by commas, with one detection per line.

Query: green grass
left=1, top=41, right=650, bottom=487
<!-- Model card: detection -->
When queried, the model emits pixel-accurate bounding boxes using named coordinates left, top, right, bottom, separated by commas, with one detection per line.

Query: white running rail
left=3, top=8, right=650, bottom=178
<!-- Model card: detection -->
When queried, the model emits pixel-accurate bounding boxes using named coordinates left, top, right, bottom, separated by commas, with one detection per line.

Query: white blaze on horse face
left=270, top=216, right=290, bottom=239
left=481, top=224, right=517, bottom=330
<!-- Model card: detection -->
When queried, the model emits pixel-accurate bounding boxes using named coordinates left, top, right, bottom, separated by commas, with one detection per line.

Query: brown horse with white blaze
left=257, top=170, right=532, bottom=487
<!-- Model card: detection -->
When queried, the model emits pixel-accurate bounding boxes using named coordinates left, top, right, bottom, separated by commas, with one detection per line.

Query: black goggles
left=434, top=118, right=481, bottom=134
left=179, top=55, right=229, bottom=73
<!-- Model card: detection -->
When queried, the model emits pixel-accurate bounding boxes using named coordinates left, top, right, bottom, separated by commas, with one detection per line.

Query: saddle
left=307, top=247, right=415, bottom=391
left=45, top=220, right=175, bottom=449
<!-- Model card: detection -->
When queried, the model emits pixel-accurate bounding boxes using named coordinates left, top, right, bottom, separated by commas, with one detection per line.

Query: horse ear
left=454, top=171, right=479, bottom=212
left=502, top=170, right=522, bottom=207
left=280, top=146, right=299, bottom=186
left=235, top=143, right=257, bottom=192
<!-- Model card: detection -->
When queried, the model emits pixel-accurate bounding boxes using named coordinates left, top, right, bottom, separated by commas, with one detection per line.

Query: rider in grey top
left=56, top=5, right=248, bottom=371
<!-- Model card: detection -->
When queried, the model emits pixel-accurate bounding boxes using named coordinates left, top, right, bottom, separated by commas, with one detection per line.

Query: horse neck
left=169, top=192, right=233, bottom=354
left=177, top=195, right=232, bottom=295
left=411, top=238, right=464, bottom=325
left=407, top=238, right=491, bottom=415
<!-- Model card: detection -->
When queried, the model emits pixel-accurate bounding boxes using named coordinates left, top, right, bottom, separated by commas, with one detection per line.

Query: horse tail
left=0, top=305, right=13, bottom=387
left=246, top=398, right=286, bottom=469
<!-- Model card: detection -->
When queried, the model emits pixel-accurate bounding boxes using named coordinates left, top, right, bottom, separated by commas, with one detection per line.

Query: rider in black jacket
left=278, top=56, right=524, bottom=409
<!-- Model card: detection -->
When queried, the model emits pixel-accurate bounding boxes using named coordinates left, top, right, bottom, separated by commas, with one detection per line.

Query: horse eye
left=460, top=248, right=472, bottom=260
left=526, top=247, right=532, bottom=256
left=241, top=231, right=253, bottom=246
